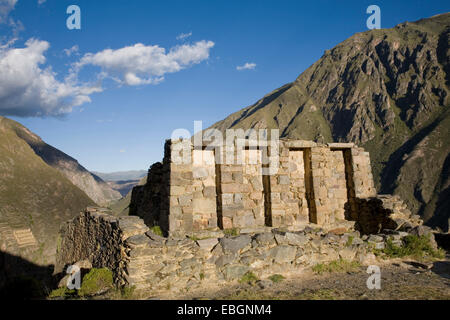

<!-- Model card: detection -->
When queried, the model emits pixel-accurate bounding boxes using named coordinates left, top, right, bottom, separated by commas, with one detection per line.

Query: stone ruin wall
left=56, top=139, right=425, bottom=293
left=55, top=207, right=424, bottom=294
left=132, top=139, right=377, bottom=237
left=55, top=208, right=381, bottom=293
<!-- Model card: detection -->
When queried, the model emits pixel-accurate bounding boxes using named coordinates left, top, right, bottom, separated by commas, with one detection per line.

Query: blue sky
left=1, top=0, right=449, bottom=172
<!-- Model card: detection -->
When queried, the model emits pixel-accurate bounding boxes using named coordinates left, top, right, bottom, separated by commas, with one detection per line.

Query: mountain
left=93, top=170, right=147, bottom=182
left=209, top=13, right=450, bottom=231
left=93, top=170, right=147, bottom=198
left=110, top=176, right=147, bottom=216
left=13, top=123, right=122, bottom=206
left=0, top=116, right=96, bottom=264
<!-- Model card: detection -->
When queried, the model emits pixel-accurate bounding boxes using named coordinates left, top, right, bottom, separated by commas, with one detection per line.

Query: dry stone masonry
left=56, top=207, right=427, bottom=294
left=56, top=139, right=426, bottom=294
left=131, top=139, right=378, bottom=237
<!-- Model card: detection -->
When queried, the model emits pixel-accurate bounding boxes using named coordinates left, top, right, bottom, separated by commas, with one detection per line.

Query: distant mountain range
left=93, top=170, right=147, bottom=182
left=210, top=13, right=450, bottom=231
left=93, top=170, right=147, bottom=198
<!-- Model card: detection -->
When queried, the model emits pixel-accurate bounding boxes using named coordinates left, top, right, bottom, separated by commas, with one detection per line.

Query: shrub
left=78, top=268, right=114, bottom=297
left=381, top=234, right=445, bottom=260
left=239, top=272, right=259, bottom=285
left=269, top=274, right=285, bottom=283
left=150, top=226, right=163, bottom=237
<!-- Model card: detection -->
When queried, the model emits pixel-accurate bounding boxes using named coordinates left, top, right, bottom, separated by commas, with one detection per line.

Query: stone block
left=196, top=238, right=219, bottom=251
left=220, top=235, right=252, bottom=254
left=269, top=245, right=297, bottom=263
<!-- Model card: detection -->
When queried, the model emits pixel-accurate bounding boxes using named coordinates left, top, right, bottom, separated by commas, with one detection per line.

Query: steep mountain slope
left=110, top=176, right=147, bottom=216
left=12, top=120, right=122, bottom=206
left=0, top=116, right=95, bottom=264
left=210, top=13, right=450, bottom=231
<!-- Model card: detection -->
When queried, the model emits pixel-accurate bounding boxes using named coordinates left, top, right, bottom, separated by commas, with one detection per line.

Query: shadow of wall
left=0, top=250, right=55, bottom=299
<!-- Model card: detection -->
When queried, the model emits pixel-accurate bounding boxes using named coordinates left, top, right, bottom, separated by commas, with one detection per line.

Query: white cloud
left=0, top=0, right=17, bottom=24
left=63, top=45, right=79, bottom=57
left=38, top=0, right=46, bottom=4
left=176, top=32, right=192, bottom=41
left=74, top=40, right=215, bottom=86
left=0, top=38, right=101, bottom=117
left=236, top=62, right=256, bottom=71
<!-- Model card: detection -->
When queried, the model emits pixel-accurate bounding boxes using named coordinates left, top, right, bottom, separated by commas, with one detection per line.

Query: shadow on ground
left=0, top=250, right=55, bottom=299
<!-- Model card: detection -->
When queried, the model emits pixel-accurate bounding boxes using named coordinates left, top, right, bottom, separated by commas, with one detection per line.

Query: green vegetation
left=345, top=236, right=354, bottom=247
left=78, top=268, right=114, bottom=297
left=223, top=228, right=240, bottom=237
left=239, top=272, right=259, bottom=285
left=0, top=116, right=95, bottom=263
left=268, top=274, right=285, bottom=283
left=118, top=286, right=136, bottom=299
left=149, top=225, right=163, bottom=237
left=48, top=287, right=77, bottom=299
left=374, top=235, right=445, bottom=260
left=312, top=259, right=361, bottom=274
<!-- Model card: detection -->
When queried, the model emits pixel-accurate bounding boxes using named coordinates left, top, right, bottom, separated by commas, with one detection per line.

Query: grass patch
left=376, top=235, right=445, bottom=260
left=48, top=287, right=77, bottom=299
left=119, top=286, right=136, bottom=299
left=312, top=259, right=361, bottom=274
left=78, top=268, right=114, bottom=297
left=223, top=228, right=240, bottom=237
left=268, top=274, right=285, bottom=283
left=346, top=236, right=354, bottom=247
left=149, top=226, right=163, bottom=237
left=239, top=272, right=259, bottom=285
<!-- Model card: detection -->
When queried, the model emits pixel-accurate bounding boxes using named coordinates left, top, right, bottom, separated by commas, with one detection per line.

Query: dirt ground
left=156, top=257, right=450, bottom=300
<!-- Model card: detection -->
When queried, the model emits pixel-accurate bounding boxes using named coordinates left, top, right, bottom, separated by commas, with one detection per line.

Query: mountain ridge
left=9, top=119, right=122, bottom=206
left=0, top=116, right=96, bottom=263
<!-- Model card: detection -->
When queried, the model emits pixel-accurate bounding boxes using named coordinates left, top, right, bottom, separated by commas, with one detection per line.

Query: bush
left=269, top=274, right=285, bottom=283
left=78, top=268, right=114, bottom=297
left=239, top=272, right=259, bottom=285
left=149, top=226, right=163, bottom=237
left=381, top=234, right=445, bottom=260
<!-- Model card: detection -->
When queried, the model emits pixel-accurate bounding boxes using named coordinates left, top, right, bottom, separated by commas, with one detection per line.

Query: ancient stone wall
left=56, top=208, right=402, bottom=294
left=55, top=208, right=149, bottom=286
left=130, top=139, right=378, bottom=237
